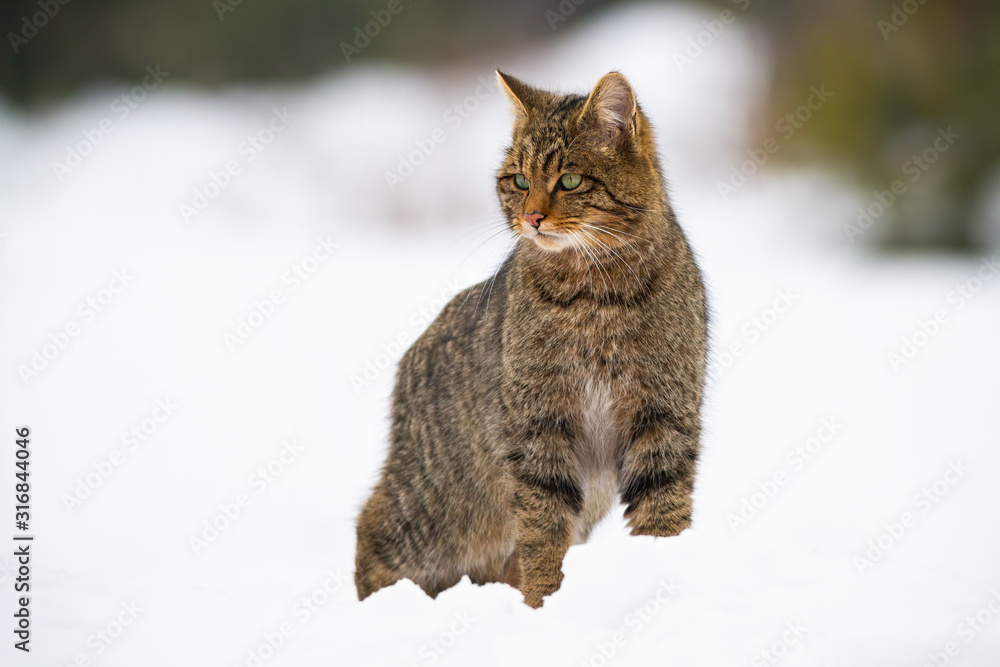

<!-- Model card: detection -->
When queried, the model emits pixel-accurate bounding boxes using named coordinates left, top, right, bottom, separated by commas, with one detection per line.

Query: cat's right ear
left=496, top=70, right=537, bottom=121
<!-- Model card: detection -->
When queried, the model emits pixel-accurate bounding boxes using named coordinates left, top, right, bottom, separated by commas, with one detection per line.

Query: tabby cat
left=355, top=70, right=707, bottom=608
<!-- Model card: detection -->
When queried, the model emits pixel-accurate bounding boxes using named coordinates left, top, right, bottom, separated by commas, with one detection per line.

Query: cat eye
left=560, top=173, right=583, bottom=190
left=513, top=174, right=530, bottom=190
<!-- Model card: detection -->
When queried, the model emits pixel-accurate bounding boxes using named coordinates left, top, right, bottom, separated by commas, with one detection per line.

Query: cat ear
left=496, top=70, right=539, bottom=119
left=579, top=72, right=638, bottom=146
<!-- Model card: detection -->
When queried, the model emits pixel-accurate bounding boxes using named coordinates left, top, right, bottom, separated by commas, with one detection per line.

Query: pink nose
left=524, top=212, right=545, bottom=228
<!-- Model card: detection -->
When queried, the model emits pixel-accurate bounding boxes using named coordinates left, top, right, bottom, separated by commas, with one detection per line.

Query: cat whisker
left=473, top=240, right=516, bottom=317
left=568, top=231, right=598, bottom=296
left=482, top=251, right=506, bottom=315
left=456, top=226, right=517, bottom=273
left=572, top=230, right=613, bottom=295
left=579, top=228, right=645, bottom=287
left=618, top=202, right=658, bottom=214
left=556, top=219, right=645, bottom=252
left=575, top=222, right=652, bottom=273
left=449, top=219, right=513, bottom=249
left=574, top=224, right=641, bottom=259
left=574, top=221, right=649, bottom=244
left=459, top=233, right=516, bottom=314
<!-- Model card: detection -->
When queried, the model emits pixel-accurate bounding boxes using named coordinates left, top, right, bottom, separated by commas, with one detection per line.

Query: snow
left=1, top=3, right=999, bottom=666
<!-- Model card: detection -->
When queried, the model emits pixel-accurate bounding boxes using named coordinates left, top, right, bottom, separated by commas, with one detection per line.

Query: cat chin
left=522, top=231, right=575, bottom=252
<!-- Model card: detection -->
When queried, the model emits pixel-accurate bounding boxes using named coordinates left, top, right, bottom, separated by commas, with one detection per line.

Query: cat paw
left=523, top=591, right=546, bottom=609
left=519, top=569, right=564, bottom=608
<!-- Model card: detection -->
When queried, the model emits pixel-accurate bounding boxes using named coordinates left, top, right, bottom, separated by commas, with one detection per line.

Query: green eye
left=513, top=174, right=530, bottom=190
left=560, top=173, right=582, bottom=190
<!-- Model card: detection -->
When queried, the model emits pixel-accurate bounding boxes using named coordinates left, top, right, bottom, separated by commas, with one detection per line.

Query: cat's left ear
left=579, top=72, right=638, bottom=146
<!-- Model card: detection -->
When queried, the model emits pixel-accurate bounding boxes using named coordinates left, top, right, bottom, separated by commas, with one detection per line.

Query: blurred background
left=2, top=2, right=999, bottom=665
left=2, top=0, right=998, bottom=249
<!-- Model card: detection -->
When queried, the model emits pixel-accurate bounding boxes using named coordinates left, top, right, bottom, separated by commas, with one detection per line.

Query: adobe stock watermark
left=728, top=417, right=843, bottom=533
left=61, top=398, right=178, bottom=513
left=7, top=0, right=71, bottom=54
left=407, top=611, right=476, bottom=667
left=716, top=84, right=833, bottom=201
left=340, top=0, right=415, bottom=63
left=545, top=0, right=587, bottom=31
left=189, top=438, right=305, bottom=556
left=55, top=601, right=145, bottom=667
left=213, top=0, right=251, bottom=21
left=225, top=236, right=338, bottom=351
left=919, top=588, right=1000, bottom=667
left=51, top=65, right=170, bottom=182
left=750, top=621, right=809, bottom=667
left=672, top=0, right=752, bottom=72
left=887, top=253, right=998, bottom=371
left=576, top=579, right=679, bottom=666
left=232, top=568, right=349, bottom=667
left=350, top=278, right=462, bottom=393
left=179, top=106, right=296, bottom=224
left=878, top=0, right=932, bottom=41
left=17, top=269, right=135, bottom=385
left=853, top=459, right=968, bottom=574
left=706, top=287, right=799, bottom=384
left=384, top=76, right=499, bottom=192
left=844, top=126, right=960, bottom=243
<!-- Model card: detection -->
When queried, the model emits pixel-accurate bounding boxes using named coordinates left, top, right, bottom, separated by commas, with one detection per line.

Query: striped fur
left=355, top=71, right=707, bottom=607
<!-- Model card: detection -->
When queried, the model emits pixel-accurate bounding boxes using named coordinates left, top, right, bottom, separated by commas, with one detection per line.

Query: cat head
left=495, top=71, right=664, bottom=252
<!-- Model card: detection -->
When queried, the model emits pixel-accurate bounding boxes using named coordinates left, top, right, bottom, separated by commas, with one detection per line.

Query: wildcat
left=355, top=70, right=707, bottom=608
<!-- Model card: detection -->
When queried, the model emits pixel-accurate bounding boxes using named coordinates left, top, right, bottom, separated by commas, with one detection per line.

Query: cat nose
left=524, top=212, right=545, bottom=228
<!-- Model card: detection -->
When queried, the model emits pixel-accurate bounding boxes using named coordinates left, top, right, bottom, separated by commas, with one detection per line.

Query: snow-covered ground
left=2, top=4, right=999, bottom=666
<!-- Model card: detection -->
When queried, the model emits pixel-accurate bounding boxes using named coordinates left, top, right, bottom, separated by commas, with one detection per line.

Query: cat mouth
left=521, top=225, right=572, bottom=251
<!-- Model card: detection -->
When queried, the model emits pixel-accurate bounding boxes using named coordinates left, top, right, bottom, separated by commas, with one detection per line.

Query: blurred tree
left=754, top=0, right=999, bottom=250
left=0, top=0, right=623, bottom=104
left=2, top=0, right=995, bottom=250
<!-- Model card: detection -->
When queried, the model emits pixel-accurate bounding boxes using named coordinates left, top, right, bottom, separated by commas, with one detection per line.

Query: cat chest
left=573, top=379, right=621, bottom=540
left=543, top=302, right=648, bottom=368
left=576, top=379, right=621, bottom=481
left=578, top=379, right=618, bottom=457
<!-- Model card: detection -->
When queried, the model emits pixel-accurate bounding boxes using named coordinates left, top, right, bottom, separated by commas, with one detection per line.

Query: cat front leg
left=505, top=412, right=582, bottom=608
left=618, top=402, right=700, bottom=537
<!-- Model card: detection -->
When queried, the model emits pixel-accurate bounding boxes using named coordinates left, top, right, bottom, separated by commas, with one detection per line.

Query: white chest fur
left=573, top=380, right=620, bottom=544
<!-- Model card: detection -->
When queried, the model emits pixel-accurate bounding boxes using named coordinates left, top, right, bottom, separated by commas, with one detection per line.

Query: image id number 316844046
left=13, top=426, right=32, bottom=653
